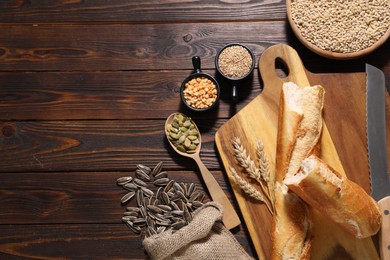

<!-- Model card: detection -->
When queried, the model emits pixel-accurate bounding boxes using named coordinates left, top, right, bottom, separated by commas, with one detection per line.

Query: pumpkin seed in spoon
left=165, top=112, right=241, bottom=229
left=165, top=113, right=200, bottom=154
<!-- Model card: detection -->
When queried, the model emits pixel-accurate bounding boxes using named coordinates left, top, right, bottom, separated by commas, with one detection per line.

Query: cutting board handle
left=259, top=44, right=311, bottom=89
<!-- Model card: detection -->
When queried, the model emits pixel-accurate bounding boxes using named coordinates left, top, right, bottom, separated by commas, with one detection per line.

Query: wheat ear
left=233, top=137, right=271, bottom=199
left=256, top=140, right=275, bottom=206
left=230, top=166, right=273, bottom=215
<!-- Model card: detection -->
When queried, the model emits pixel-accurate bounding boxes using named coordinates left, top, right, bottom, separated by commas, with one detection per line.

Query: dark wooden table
left=0, top=1, right=389, bottom=259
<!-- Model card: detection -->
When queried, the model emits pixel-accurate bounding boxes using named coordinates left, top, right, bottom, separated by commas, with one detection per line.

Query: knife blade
left=366, top=63, right=390, bottom=260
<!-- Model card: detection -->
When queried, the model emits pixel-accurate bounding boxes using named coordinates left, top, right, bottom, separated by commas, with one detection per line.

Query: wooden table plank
left=0, top=119, right=227, bottom=172
left=0, top=22, right=284, bottom=71
left=1, top=1, right=389, bottom=259
left=0, top=224, right=256, bottom=259
left=0, top=0, right=285, bottom=23
left=0, top=71, right=261, bottom=120
left=0, top=170, right=242, bottom=224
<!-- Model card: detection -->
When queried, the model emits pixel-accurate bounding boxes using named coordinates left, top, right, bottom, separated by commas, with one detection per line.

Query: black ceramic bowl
left=180, top=56, right=221, bottom=112
left=215, top=43, right=255, bottom=101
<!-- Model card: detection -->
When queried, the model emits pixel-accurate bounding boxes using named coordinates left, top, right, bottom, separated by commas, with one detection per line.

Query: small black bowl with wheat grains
left=215, top=43, right=255, bottom=102
left=180, top=56, right=221, bottom=112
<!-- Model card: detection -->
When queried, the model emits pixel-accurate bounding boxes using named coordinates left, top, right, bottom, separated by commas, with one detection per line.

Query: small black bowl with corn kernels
left=180, top=56, right=220, bottom=112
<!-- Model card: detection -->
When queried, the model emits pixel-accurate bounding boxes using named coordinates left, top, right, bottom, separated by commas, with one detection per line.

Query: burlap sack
left=142, top=202, right=254, bottom=260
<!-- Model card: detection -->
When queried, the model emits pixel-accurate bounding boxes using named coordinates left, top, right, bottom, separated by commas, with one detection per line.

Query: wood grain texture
left=0, top=0, right=286, bottom=23
left=0, top=71, right=261, bottom=120
left=215, top=44, right=381, bottom=259
left=1, top=0, right=389, bottom=259
left=0, top=224, right=255, bottom=259
left=0, top=120, right=227, bottom=172
left=0, top=23, right=388, bottom=74
left=0, top=170, right=241, bottom=224
left=0, top=22, right=284, bottom=71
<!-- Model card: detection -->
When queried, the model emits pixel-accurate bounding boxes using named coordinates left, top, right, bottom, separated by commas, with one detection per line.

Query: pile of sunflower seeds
left=117, top=162, right=208, bottom=238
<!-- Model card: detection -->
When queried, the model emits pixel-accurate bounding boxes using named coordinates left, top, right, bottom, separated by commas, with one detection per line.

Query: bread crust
left=284, top=155, right=382, bottom=239
left=270, top=184, right=312, bottom=260
left=271, top=82, right=325, bottom=259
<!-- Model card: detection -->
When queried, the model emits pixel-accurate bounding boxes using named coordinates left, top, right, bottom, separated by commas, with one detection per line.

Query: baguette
left=284, top=155, right=382, bottom=239
left=271, top=82, right=325, bottom=259
left=271, top=184, right=312, bottom=260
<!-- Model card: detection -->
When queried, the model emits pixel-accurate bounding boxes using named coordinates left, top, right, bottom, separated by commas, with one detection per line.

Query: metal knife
left=366, top=63, right=390, bottom=260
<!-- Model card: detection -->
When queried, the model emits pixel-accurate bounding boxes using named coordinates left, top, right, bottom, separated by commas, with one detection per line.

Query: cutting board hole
left=275, top=58, right=289, bottom=79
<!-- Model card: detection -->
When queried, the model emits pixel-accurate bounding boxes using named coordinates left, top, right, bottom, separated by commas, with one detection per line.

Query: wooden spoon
left=165, top=113, right=241, bottom=229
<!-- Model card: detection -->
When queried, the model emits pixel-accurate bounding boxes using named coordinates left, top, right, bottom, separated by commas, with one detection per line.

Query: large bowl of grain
left=287, top=0, right=390, bottom=60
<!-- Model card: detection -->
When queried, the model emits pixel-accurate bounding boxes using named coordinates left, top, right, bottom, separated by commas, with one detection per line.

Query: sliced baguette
left=284, top=155, right=382, bottom=239
left=271, top=82, right=325, bottom=260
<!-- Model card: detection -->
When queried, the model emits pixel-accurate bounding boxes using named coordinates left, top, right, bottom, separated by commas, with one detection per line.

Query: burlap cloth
left=142, top=202, right=254, bottom=260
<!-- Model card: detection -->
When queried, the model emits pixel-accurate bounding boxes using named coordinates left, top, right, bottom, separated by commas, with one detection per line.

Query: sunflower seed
left=133, top=218, right=147, bottom=226
left=189, top=191, right=201, bottom=202
left=126, top=207, right=141, bottom=213
left=147, top=205, right=163, bottom=214
left=170, top=193, right=181, bottom=202
left=152, top=161, right=163, bottom=176
left=186, top=183, right=196, bottom=197
left=123, top=182, right=138, bottom=191
left=154, top=171, right=168, bottom=180
left=124, top=211, right=139, bottom=217
left=136, top=190, right=144, bottom=207
left=118, top=163, right=204, bottom=237
left=164, top=180, right=175, bottom=192
left=167, top=191, right=175, bottom=198
left=173, top=182, right=185, bottom=194
left=137, top=164, right=152, bottom=175
left=146, top=216, right=154, bottom=228
left=155, top=213, right=168, bottom=222
left=122, top=216, right=137, bottom=222
left=143, top=197, right=150, bottom=208
left=172, top=210, right=184, bottom=216
left=140, top=205, right=147, bottom=218
left=133, top=178, right=147, bottom=187
left=176, top=199, right=185, bottom=211
left=148, top=211, right=157, bottom=220
left=183, top=205, right=192, bottom=223
left=156, top=220, right=171, bottom=226
left=161, top=192, right=170, bottom=205
left=116, top=176, right=133, bottom=186
left=157, top=204, right=172, bottom=212
left=177, top=191, right=188, bottom=203
left=141, top=187, right=154, bottom=197
left=125, top=221, right=141, bottom=234
left=154, top=178, right=170, bottom=186
left=156, top=187, right=163, bottom=199
left=136, top=169, right=151, bottom=182
left=162, top=213, right=173, bottom=220
left=149, top=195, right=156, bottom=205
left=170, top=201, right=180, bottom=210
left=120, top=191, right=135, bottom=204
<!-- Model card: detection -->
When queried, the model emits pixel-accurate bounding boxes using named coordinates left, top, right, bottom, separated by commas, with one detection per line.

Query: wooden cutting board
left=215, top=44, right=382, bottom=259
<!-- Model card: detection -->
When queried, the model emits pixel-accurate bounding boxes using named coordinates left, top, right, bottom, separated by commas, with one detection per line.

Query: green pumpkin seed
left=184, top=138, right=191, bottom=148
left=177, top=135, right=186, bottom=144
left=169, top=132, right=180, bottom=140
